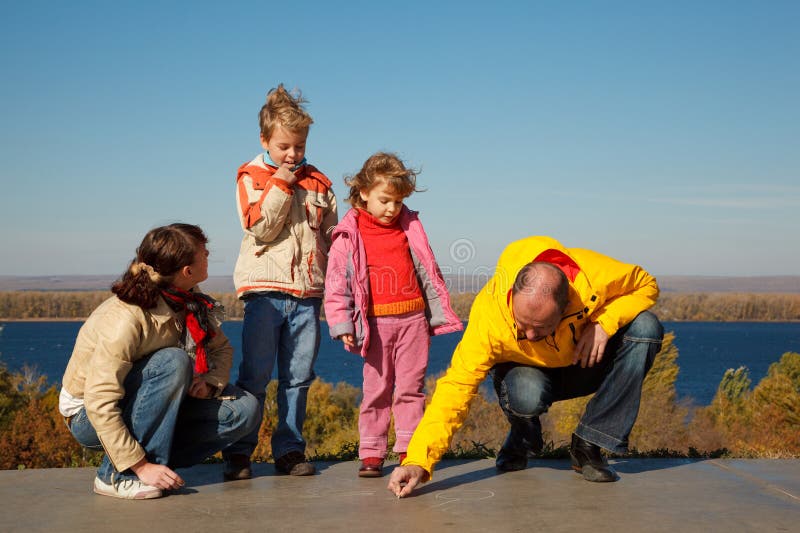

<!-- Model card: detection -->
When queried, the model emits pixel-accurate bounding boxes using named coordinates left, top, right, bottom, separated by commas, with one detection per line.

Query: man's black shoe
left=223, top=453, right=252, bottom=481
left=495, top=447, right=528, bottom=472
left=495, top=430, right=531, bottom=472
left=569, top=434, right=618, bottom=482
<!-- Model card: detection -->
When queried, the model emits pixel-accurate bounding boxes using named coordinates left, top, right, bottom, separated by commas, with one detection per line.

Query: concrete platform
left=2, top=459, right=798, bottom=532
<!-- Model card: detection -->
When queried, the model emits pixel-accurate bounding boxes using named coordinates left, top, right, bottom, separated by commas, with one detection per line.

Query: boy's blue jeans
left=68, top=347, right=260, bottom=483
left=491, top=311, right=664, bottom=454
left=226, top=292, right=321, bottom=460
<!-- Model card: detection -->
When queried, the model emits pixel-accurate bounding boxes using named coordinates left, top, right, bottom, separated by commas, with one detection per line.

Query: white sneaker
left=93, top=475, right=163, bottom=500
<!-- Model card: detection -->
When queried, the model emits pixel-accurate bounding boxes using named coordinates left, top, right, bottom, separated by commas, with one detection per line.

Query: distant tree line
left=653, top=292, right=800, bottom=321
left=0, top=292, right=110, bottom=320
left=2, top=291, right=800, bottom=322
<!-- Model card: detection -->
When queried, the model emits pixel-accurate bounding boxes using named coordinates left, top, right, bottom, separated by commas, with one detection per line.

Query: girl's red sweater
left=357, top=209, right=424, bottom=317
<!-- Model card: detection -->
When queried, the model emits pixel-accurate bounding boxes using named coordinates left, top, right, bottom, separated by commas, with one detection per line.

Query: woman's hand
left=188, top=375, right=213, bottom=398
left=130, top=458, right=184, bottom=490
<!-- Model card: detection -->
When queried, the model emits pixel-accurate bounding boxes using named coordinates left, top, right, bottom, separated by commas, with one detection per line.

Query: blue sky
left=1, top=1, right=798, bottom=278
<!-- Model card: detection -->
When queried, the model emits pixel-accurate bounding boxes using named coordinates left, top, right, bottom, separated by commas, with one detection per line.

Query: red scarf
left=160, top=287, right=217, bottom=374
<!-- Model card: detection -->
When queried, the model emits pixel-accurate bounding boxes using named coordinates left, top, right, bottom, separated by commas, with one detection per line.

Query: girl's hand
left=339, top=334, right=355, bottom=348
left=273, top=164, right=298, bottom=185
left=188, top=375, right=213, bottom=398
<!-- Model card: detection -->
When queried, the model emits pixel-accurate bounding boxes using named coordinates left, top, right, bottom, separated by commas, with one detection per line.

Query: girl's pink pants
left=358, top=310, right=430, bottom=459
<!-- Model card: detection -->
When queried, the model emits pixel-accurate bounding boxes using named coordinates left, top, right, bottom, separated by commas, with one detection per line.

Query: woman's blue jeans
left=68, top=347, right=260, bottom=483
left=491, top=311, right=664, bottom=454
left=226, top=292, right=321, bottom=460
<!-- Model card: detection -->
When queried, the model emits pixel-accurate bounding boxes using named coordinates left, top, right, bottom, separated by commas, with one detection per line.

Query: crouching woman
left=59, top=223, right=259, bottom=499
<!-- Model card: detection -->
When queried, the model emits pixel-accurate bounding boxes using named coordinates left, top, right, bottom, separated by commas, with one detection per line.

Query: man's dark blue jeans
left=491, top=311, right=664, bottom=454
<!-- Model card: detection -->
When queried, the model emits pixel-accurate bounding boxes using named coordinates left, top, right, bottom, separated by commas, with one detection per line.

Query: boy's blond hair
left=344, top=152, right=420, bottom=208
left=259, top=84, right=313, bottom=140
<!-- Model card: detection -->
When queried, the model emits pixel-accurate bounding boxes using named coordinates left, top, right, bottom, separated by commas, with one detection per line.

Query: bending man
left=388, top=236, right=663, bottom=497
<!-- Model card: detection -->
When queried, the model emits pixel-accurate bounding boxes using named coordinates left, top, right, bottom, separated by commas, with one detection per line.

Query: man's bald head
left=511, top=262, right=569, bottom=342
left=512, top=261, right=569, bottom=312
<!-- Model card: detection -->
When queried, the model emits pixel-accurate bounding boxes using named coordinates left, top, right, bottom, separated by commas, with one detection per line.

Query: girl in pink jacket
left=324, top=153, right=462, bottom=478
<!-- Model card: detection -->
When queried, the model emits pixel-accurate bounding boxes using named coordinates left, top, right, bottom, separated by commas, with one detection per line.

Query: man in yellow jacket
left=388, top=236, right=663, bottom=496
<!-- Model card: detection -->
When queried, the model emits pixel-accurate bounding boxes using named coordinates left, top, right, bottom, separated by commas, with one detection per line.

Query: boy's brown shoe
left=275, top=451, right=315, bottom=476
left=223, top=454, right=252, bottom=481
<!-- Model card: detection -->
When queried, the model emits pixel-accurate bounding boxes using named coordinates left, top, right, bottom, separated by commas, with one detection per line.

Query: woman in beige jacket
left=59, top=224, right=259, bottom=499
